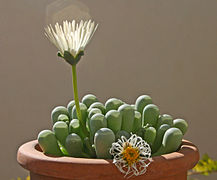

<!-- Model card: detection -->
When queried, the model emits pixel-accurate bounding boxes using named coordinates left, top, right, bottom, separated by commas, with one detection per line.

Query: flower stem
left=71, top=65, right=88, bottom=137
left=72, top=65, right=82, bottom=119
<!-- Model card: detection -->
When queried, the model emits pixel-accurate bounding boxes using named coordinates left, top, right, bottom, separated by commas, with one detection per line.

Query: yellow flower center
left=122, top=144, right=140, bottom=166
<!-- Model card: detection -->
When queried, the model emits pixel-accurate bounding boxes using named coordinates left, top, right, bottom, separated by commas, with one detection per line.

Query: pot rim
left=17, top=139, right=199, bottom=179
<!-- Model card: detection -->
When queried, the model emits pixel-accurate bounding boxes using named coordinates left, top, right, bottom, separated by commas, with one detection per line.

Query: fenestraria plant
left=37, top=19, right=189, bottom=179
left=110, top=134, right=152, bottom=178
left=45, top=20, right=98, bottom=136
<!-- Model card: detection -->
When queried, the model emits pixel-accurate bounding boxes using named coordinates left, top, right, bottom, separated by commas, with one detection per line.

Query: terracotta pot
left=17, top=139, right=199, bottom=180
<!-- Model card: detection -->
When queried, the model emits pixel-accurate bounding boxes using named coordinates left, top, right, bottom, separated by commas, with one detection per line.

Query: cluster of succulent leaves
left=38, top=94, right=188, bottom=159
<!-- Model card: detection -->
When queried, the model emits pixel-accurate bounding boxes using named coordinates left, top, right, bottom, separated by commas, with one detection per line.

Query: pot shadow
left=35, top=144, right=43, bottom=152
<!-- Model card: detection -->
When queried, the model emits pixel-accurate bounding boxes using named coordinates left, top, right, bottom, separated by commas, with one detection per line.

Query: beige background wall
left=0, top=0, right=216, bottom=179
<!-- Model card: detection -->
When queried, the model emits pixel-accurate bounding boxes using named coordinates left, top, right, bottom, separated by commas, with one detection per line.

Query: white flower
left=45, top=20, right=98, bottom=57
left=110, top=134, right=152, bottom=178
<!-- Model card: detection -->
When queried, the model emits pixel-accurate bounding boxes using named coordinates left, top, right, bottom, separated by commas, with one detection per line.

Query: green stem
left=71, top=65, right=88, bottom=137
left=72, top=65, right=82, bottom=120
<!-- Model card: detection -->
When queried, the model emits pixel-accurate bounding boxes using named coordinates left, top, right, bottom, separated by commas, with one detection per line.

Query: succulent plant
left=38, top=94, right=188, bottom=159
left=51, top=106, right=69, bottom=125
left=89, top=102, right=106, bottom=115
left=94, top=128, right=115, bottom=159
left=87, top=108, right=102, bottom=130
left=105, top=110, right=122, bottom=134
left=82, top=94, right=98, bottom=108
left=67, top=100, right=75, bottom=119
left=152, top=128, right=183, bottom=156
left=115, top=130, right=130, bottom=140
left=69, top=119, right=84, bottom=139
left=173, top=118, right=188, bottom=135
left=135, top=95, right=152, bottom=115
left=142, top=104, right=160, bottom=127
left=156, top=114, right=173, bottom=129
left=118, top=104, right=135, bottom=133
left=38, top=130, right=62, bottom=156
left=89, top=113, right=107, bottom=143
left=152, top=124, right=170, bottom=153
left=105, top=98, right=124, bottom=113
left=65, top=133, right=84, bottom=157
left=52, top=121, right=68, bottom=146
left=132, top=111, right=142, bottom=133
left=144, top=126, right=156, bottom=146
left=71, top=103, right=88, bottom=126
left=57, top=114, right=69, bottom=125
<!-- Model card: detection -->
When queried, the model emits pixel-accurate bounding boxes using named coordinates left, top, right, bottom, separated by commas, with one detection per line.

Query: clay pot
left=17, top=139, right=199, bottom=180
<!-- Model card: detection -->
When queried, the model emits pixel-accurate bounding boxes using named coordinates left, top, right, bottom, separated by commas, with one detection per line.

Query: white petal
left=44, top=19, right=98, bottom=57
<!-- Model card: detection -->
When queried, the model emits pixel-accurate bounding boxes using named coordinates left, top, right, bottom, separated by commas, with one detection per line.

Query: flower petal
left=44, top=20, right=98, bottom=58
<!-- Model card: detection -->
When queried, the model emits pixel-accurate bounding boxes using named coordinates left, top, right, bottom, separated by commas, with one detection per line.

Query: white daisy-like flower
left=110, top=134, right=152, bottom=178
left=45, top=20, right=98, bottom=64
